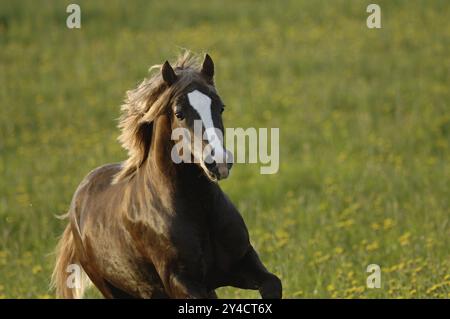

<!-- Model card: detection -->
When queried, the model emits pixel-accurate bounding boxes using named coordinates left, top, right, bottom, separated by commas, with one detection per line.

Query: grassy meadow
left=0, top=0, right=449, bottom=298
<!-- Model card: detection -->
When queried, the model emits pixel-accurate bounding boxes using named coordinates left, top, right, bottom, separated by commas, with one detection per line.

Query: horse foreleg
left=227, top=247, right=282, bottom=299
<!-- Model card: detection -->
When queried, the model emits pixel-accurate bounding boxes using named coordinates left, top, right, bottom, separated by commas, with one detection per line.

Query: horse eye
left=175, top=111, right=184, bottom=120
left=220, top=106, right=225, bottom=114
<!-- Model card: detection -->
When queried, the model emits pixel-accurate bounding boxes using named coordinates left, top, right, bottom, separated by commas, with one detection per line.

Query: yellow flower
left=366, top=241, right=379, bottom=252
left=337, top=219, right=355, bottom=229
left=383, top=218, right=395, bottom=230
left=399, top=232, right=411, bottom=246
left=275, top=229, right=289, bottom=240
left=315, top=254, right=331, bottom=264
left=384, top=265, right=397, bottom=273
left=275, top=237, right=289, bottom=249
left=32, top=265, right=43, bottom=274
left=370, top=222, right=380, bottom=230
left=334, top=247, right=344, bottom=255
left=414, top=266, right=423, bottom=273
left=426, top=284, right=441, bottom=295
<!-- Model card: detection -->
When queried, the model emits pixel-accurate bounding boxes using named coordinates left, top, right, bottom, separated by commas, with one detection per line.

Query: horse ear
left=201, top=54, right=214, bottom=82
left=162, top=61, right=177, bottom=86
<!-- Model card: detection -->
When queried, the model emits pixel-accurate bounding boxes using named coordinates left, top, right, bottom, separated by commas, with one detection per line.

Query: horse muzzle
left=205, top=161, right=233, bottom=180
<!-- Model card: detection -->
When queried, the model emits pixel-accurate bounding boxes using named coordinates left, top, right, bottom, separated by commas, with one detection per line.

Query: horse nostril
left=216, top=163, right=229, bottom=179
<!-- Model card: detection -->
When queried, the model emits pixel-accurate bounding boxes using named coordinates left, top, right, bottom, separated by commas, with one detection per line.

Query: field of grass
left=0, top=0, right=449, bottom=298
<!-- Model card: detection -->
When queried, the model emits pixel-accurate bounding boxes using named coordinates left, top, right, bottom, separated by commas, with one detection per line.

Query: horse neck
left=137, top=114, right=214, bottom=211
left=138, top=115, right=176, bottom=195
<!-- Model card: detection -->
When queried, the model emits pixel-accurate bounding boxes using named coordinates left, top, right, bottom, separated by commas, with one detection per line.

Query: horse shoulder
left=211, top=190, right=251, bottom=263
left=69, top=163, right=123, bottom=233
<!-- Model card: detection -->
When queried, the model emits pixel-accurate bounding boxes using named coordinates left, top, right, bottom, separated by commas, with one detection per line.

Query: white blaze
left=187, top=90, right=226, bottom=163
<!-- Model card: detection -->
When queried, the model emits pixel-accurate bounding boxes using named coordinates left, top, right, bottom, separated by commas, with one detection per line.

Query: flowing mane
left=113, top=52, right=206, bottom=183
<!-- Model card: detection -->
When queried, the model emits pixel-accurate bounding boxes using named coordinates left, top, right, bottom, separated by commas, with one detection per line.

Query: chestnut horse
left=51, top=53, right=282, bottom=299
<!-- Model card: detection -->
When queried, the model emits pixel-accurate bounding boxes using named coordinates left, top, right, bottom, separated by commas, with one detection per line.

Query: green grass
left=0, top=0, right=449, bottom=298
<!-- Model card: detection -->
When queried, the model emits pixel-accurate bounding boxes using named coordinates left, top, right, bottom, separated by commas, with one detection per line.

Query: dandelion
left=426, top=282, right=445, bottom=295
left=383, top=218, right=395, bottom=230
left=414, top=266, right=423, bottom=274
left=274, top=229, right=289, bottom=249
left=396, top=262, right=405, bottom=271
left=399, top=232, right=411, bottom=246
left=32, top=265, right=43, bottom=274
left=366, top=241, right=379, bottom=252
left=275, top=229, right=289, bottom=240
left=384, top=265, right=396, bottom=273
left=355, top=286, right=365, bottom=293
left=345, top=286, right=364, bottom=295
left=315, top=254, right=330, bottom=264
left=337, top=218, right=355, bottom=229
left=275, top=238, right=289, bottom=249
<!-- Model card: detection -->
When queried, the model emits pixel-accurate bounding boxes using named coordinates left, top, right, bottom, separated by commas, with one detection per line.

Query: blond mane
left=113, top=51, right=206, bottom=183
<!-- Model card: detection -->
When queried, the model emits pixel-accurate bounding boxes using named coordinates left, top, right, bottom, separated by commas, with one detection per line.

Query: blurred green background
left=0, top=0, right=449, bottom=298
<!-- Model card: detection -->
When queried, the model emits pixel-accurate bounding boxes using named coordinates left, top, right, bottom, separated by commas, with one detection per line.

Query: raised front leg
left=227, top=246, right=282, bottom=299
left=211, top=192, right=282, bottom=298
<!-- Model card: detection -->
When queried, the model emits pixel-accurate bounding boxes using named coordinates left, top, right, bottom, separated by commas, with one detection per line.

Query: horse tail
left=51, top=223, right=89, bottom=299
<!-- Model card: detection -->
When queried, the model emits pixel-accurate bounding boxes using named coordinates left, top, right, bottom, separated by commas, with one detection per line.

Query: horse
left=51, top=52, right=282, bottom=299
